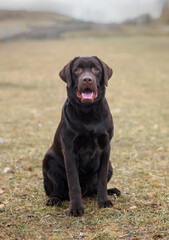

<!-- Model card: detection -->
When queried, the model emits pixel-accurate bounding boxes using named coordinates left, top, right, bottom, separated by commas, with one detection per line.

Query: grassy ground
left=0, top=36, right=169, bottom=239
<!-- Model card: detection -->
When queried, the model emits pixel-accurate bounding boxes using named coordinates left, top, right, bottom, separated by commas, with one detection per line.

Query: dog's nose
left=82, top=76, right=93, bottom=84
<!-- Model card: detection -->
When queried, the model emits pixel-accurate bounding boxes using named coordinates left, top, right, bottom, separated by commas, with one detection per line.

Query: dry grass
left=0, top=36, right=169, bottom=239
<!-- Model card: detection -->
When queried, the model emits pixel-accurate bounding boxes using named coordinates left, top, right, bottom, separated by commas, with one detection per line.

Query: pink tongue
left=82, top=92, right=93, bottom=99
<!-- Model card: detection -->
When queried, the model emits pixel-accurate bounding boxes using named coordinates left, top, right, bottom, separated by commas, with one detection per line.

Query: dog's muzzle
left=76, top=73, right=98, bottom=104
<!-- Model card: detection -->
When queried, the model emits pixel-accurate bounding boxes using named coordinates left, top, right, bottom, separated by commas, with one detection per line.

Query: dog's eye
left=74, top=68, right=83, bottom=74
left=92, top=67, right=99, bottom=73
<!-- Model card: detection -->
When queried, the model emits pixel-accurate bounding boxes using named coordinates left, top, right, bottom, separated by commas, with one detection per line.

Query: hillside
left=0, top=10, right=89, bottom=40
left=0, top=9, right=169, bottom=41
left=0, top=10, right=123, bottom=40
left=0, top=10, right=74, bottom=22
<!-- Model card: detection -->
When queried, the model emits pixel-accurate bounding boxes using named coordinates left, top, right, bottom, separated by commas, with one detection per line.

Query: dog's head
left=59, top=56, right=112, bottom=104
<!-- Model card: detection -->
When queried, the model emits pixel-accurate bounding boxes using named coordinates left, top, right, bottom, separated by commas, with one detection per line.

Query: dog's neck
left=65, top=96, right=110, bottom=123
left=62, top=97, right=111, bottom=133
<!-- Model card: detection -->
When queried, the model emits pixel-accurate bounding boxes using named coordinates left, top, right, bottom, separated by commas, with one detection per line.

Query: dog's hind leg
left=43, top=152, right=69, bottom=206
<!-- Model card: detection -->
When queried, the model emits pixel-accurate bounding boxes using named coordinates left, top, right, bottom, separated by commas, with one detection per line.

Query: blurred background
left=0, top=1, right=169, bottom=239
left=0, top=0, right=169, bottom=40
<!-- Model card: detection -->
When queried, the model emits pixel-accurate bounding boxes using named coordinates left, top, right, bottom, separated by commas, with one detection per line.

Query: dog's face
left=59, top=56, right=113, bottom=104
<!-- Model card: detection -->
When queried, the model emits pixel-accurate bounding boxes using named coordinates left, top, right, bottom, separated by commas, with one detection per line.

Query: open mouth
left=76, top=88, right=98, bottom=103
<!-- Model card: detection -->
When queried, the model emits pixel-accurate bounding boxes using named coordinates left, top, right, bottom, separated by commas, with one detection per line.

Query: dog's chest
left=73, top=133, right=109, bottom=174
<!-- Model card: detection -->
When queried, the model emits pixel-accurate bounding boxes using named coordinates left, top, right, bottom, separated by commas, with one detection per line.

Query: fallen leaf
left=154, top=181, right=164, bottom=186
left=151, top=203, right=158, bottom=208
left=129, top=205, right=137, bottom=210
left=79, top=232, right=84, bottom=238
left=38, top=123, right=42, bottom=128
left=20, top=195, right=27, bottom=199
left=153, top=234, right=163, bottom=239
left=2, top=167, right=11, bottom=174
left=0, top=189, right=4, bottom=195
left=112, top=109, right=121, bottom=113
left=157, top=147, right=164, bottom=151
left=89, top=210, right=94, bottom=215
left=0, top=138, right=6, bottom=143
left=27, top=167, right=33, bottom=171
left=0, top=204, right=5, bottom=210
left=40, top=215, right=51, bottom=221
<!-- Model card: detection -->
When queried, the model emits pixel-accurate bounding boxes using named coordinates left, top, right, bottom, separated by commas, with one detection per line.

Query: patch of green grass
left=0, top=36, right=169, bottom=239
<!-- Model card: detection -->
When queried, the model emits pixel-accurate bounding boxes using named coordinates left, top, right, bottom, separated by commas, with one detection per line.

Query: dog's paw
left=46, top=197, right=61, bottom=206
left=67, top=207, right=84, bottom=217
left=107, top=188, right=121, bottom=197
left=98, top=200, right=113, bottom=208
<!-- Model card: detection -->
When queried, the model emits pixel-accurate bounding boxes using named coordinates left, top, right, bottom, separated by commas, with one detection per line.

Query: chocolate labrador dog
left=42, top=56, right=121, bottom=216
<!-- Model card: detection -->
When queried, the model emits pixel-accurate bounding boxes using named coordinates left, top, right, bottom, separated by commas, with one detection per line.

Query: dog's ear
left=93, top=57, right=113, bottom=86
left=59, top=57, right=79, bottom=88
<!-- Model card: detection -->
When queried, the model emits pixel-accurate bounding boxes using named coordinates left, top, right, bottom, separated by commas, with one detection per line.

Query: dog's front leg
left=97, top=145, right=113, bottom=208
left=63, top=149, right=84, bottom=216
